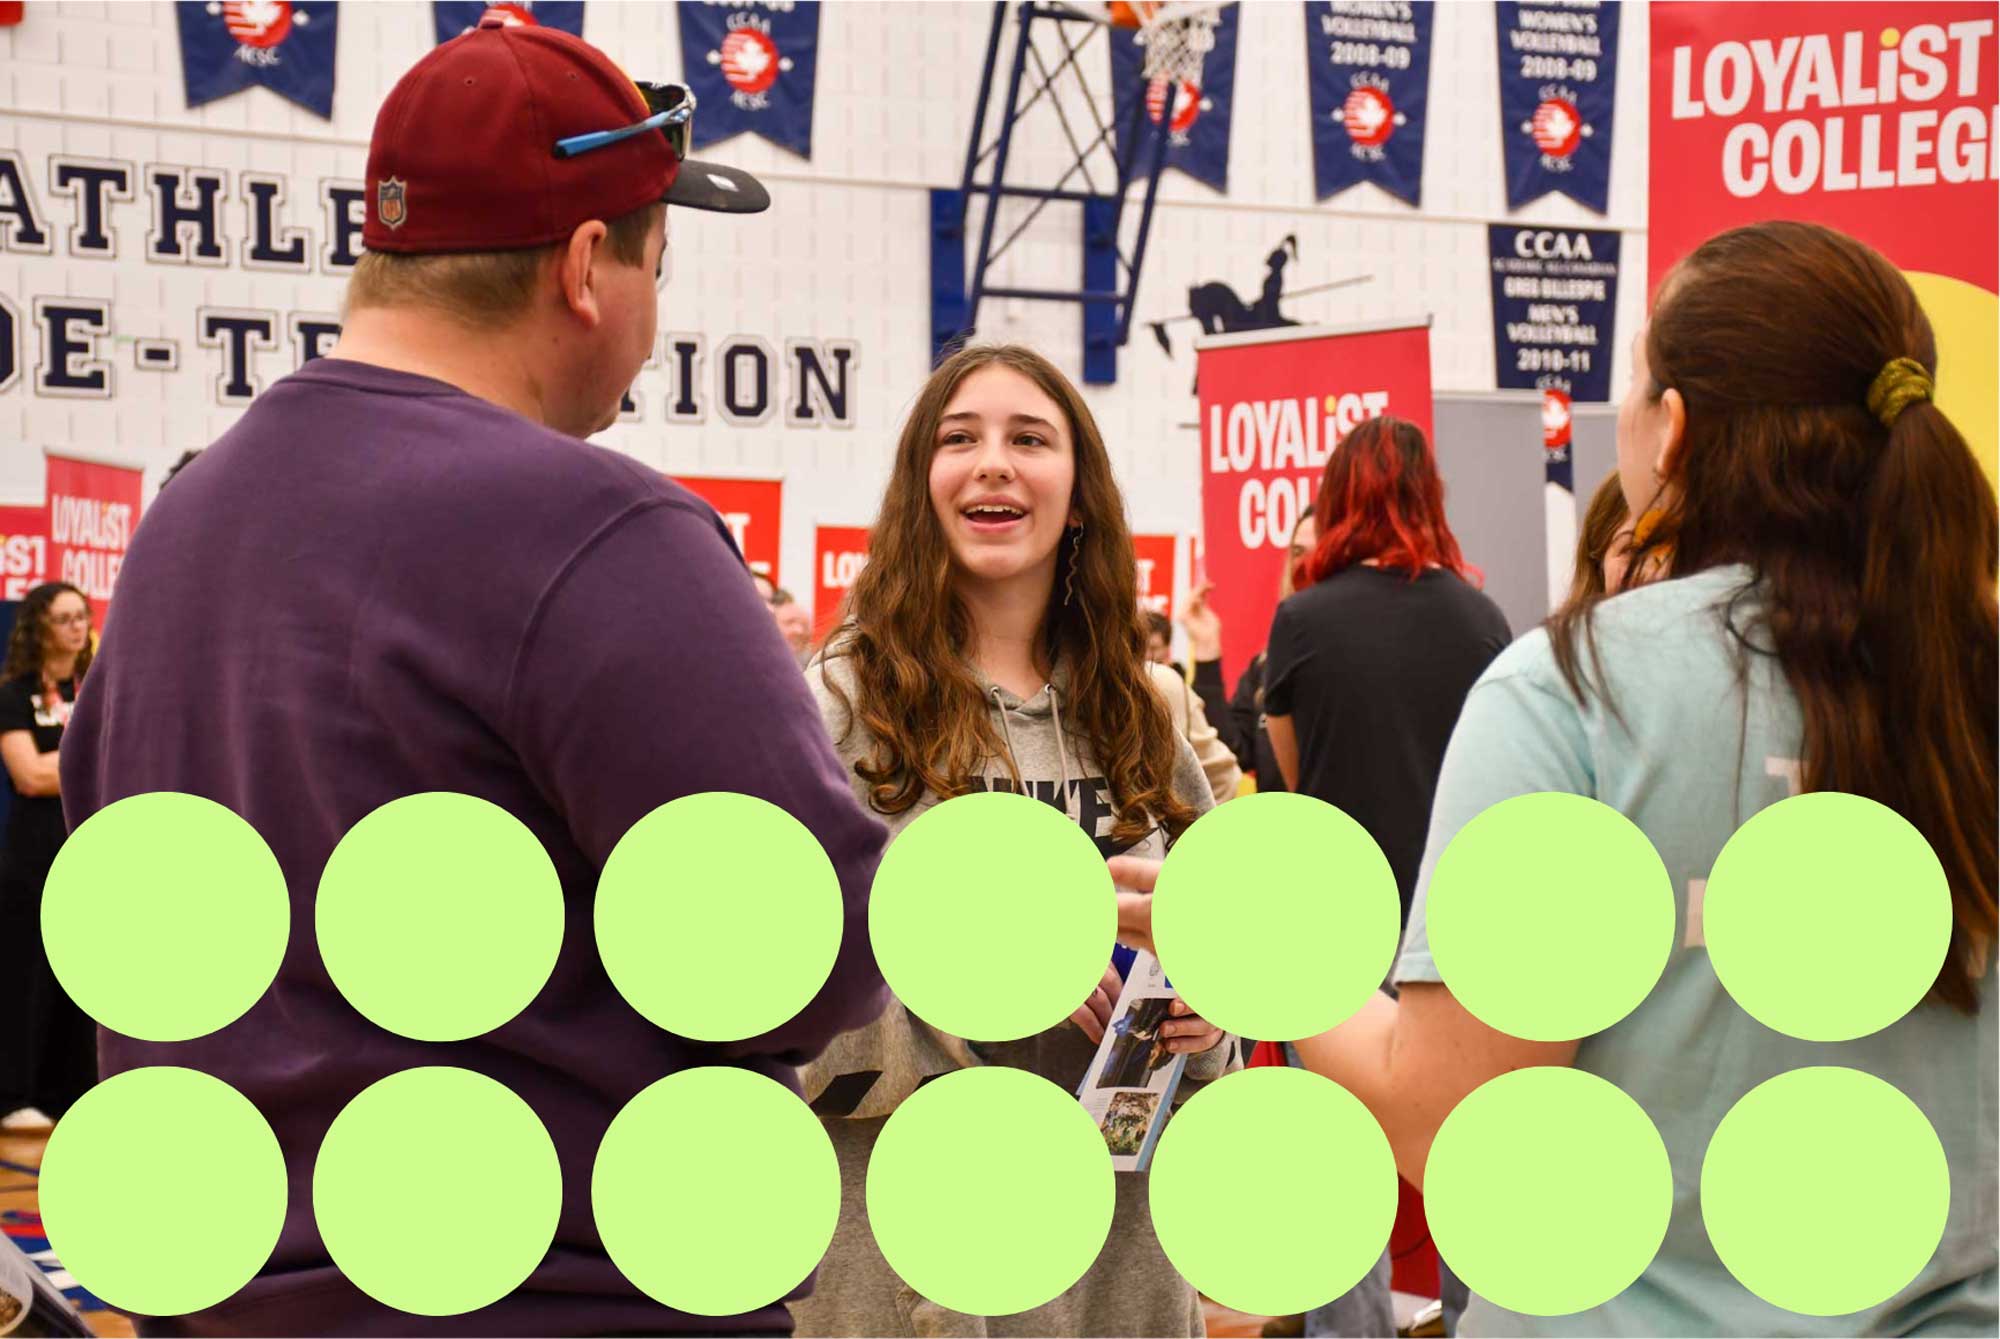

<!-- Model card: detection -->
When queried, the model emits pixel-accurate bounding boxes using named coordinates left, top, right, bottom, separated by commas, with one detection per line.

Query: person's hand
left=1160, top=998, right=1224, bottom=1054
left=1107, top=855, right=1162, bottom=958
left=1178, top=582, right=1224, bottom=662
left=1069, top=962, right=1124, bottom=1044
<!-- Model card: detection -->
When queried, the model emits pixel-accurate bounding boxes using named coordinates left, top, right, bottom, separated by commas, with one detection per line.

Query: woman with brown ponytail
left=1123, top=221, right=1997, bottom=1334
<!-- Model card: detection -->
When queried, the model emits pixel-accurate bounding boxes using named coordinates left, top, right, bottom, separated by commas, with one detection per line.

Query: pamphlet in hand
left=1076, top=947, right=1186, bottom=1173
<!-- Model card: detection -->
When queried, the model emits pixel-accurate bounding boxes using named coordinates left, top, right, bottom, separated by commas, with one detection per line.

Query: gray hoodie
left=794, top=646, right=1233, bottom=1338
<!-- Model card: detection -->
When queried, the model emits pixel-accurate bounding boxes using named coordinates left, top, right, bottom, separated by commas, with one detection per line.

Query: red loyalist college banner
left=0, top=504, right=49, bottom=604
left=1650, top=2, right=1998, bottom=488
left=1196, top=323, right=1434, bottom=691
left=813, top=524, right=870, bottom=643
left=1132, top=534, right=1178, bottom=623
left=672, top=476, right=785, bottom=586
left=44, top=454, right=141, bottom=625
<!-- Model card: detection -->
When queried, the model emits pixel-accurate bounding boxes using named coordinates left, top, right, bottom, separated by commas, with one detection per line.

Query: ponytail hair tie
left=1632, top=508, right=1669, bottom=547
left=1866, top=357, right=1933, bottom=428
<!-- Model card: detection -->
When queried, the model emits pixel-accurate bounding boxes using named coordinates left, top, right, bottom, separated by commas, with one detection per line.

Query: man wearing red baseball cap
left=63, top=18, right=886, bottom=1338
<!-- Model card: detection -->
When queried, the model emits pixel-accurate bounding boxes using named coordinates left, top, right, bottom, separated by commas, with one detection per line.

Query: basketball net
left=1133, top=2, right=1218, bottom=85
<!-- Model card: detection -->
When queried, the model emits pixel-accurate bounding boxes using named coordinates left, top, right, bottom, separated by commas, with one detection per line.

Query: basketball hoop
left=1135, top=2, right=1220, bottom=85
left=1074, top=1, right=1222, bottom=86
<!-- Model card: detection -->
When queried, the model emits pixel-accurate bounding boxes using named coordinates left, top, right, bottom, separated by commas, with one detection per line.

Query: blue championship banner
left=175, top=0, right=339, bottom=120
left=676, top=1, right=821, bottom=160
left=1110, top=2, right=1239, bottom=194
left=1489, top=224, right=1620, bottom=491
left=1496, top=0, right=1619, bottom=212
left=433, top=2, right=584, bottom=45
left=1304, top=1, right=1435, bottom=206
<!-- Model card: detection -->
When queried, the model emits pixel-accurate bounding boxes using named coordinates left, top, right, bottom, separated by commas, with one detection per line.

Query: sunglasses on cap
left=552, top=79, right=770, bottom=214
left=554, top=80, right=695, bottom=163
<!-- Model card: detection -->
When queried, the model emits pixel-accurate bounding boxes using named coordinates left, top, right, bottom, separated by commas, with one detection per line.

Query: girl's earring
left=1063, top=523, right=1084, bottom=607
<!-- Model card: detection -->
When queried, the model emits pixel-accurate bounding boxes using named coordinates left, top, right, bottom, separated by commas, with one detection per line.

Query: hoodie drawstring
left=1048, top=684, right=1072, bottom=798
left=988, top=684, right=1021, bottom=781
left=987, top=682, right=1073, bottom=806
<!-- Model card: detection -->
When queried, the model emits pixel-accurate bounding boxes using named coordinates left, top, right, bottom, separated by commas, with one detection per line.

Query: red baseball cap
left=363, top=17, right=768, bottom=254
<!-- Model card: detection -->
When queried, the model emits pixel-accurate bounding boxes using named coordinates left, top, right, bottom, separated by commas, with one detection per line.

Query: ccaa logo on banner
left=175, top=0, right=340, bottom=119
left=1541, top=385, right=1572, bottom=450
left=1487, top=225, right=1620, bottom=400
left=1110, top=2, right=1240, bottom=193
left=1489, top=224, right=1620, bottom=492
left=1304, top=1, right=1436, bottom=206
left=432, top=1, right=584, bottom=44
left=1496, top=1, right=1620, bottom=212
left=1541, top=383, right=1572, bottom=466
left=677, top=1, right=822, bottom=159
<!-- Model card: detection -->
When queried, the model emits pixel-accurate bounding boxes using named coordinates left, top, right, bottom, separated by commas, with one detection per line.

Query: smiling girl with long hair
left=796, top=344, right=1230, bottom=1338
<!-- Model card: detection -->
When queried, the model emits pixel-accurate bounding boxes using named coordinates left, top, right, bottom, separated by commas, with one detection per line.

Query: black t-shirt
left=1264, top=566, right=1511, bottom=923
left=0, top=672, right=77, bottom=877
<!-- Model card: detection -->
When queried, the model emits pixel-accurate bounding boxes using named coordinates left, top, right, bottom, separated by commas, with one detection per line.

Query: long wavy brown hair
left=823, top=344, right=1199, bottom=847
left=3, top=582, right=94, bottom=684
left=1551, top=220, right=1997, bottom=1013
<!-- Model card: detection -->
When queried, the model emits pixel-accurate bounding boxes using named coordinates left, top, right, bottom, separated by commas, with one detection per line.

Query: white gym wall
left=0, top=1, right=1650, bottom=623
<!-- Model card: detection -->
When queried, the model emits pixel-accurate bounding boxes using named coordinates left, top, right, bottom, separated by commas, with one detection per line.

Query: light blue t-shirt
left=1395, top=565, right=1998, bottom=1337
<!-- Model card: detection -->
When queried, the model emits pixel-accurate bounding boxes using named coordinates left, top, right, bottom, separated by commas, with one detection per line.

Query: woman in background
left=1184, top=511, right=1319, bottom=792
left=1144, top=609, right=1241, bottom=805
left=1264, top=416, right=1511, bottom=928
left=0, top=583, right=96, bottom=1133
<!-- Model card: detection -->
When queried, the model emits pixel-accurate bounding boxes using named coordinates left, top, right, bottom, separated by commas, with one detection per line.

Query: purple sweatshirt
left=61, top=358, right=889, bottom=1337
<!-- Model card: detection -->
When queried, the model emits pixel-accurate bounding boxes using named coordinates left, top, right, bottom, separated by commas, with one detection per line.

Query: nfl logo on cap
left=377, top=176, right=408, bottom=230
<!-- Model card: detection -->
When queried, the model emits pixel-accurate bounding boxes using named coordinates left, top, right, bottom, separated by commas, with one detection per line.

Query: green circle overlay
left=313, top=1066, right=561, bottom=1316
left=1703, top=793, right=1951, bottom=1042
left=38, top=1067, right=285, bottom=1315
left=317, top=793, right=563, bottom=1042
left=1425, top=1067, right=1670, bottom=1316
left=1153, top=794, right=1399, bottom=1040
left=593, top=1066, right=838, bottom=1315
left=869, top=792, right=1112, bottom=1042
left=1702, top=1066, right=1948, bottom=1316
left=1149, top=1067, right=1397, bottom=1315
left=44, top=793, right=288, bottom=1042
left=867, top=1067, right=1113, bottom=1316
left=1428, top=793, right=1673, bottom=1041
left=597, top=793, right=842, bottom=1042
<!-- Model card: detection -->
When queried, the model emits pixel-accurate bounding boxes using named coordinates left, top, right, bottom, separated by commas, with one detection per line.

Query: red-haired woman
left=1263, top=414, right=1510, bottom=925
